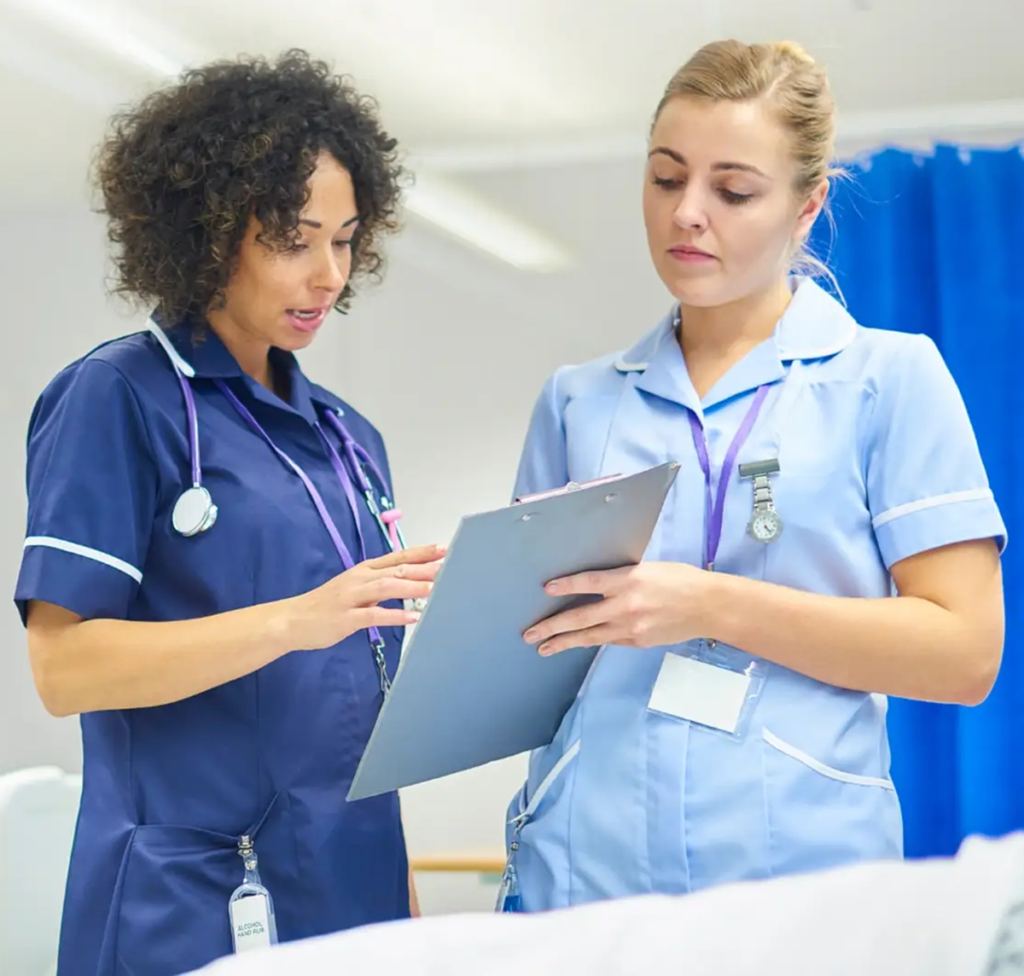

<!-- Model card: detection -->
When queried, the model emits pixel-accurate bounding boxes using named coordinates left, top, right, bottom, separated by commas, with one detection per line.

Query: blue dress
left=505, top=278, right=1007, bottom=909
left=15, top=322, right=408, bottom=975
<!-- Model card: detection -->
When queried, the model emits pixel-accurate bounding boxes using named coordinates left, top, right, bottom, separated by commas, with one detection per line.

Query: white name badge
left=230, top=894, right=273, bottom=953
left=648, top=651, right=751, bottom=734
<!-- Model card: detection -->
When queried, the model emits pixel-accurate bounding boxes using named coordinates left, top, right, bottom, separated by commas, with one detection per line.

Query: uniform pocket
left=518, top=740, right=580, bottom=825
left=761, top=727, right=902, bottom=880
left=518, top=687, right=585, bottom=827
left=510, top=657, right=599, bottom=911
left=763, top=729, right=895, bottom=790
left=513, top=736, right=581, bottom=913
left=113, top=793, right=298, bottom=976
left=113, top=824, right=236, bottom=976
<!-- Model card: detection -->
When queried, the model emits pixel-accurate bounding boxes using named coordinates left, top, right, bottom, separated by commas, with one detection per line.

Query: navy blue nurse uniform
left=14, top=320, right=409, bottom=976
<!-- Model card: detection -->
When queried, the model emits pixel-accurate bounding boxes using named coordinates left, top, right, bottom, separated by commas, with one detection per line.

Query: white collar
left=615, top=277, right=857, bottom=374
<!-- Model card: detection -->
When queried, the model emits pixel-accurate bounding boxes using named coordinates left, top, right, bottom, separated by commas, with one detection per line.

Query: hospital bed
left=5, top=763, right=1022, bottom=976
left=190, top=831, right=1024, bottom=976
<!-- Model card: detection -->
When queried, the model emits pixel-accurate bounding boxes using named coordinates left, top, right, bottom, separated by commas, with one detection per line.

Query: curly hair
left=95, top=49, right=404, bottom=322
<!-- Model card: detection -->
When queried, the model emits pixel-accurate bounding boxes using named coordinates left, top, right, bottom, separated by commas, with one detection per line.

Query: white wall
left=0, top=211, right=142, bottom=779
left=0, top=195, right=668, bottom=912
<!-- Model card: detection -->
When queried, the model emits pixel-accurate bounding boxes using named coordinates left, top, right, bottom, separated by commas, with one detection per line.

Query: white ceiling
left=1, top=0, right=1022, bottom=243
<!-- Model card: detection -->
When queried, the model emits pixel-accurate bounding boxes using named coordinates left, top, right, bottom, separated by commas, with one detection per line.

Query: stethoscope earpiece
left=172, top=485, right=218, bottom=537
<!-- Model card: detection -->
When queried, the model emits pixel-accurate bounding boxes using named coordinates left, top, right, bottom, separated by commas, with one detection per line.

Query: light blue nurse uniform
left=506, top=277, right=1006, bottom=909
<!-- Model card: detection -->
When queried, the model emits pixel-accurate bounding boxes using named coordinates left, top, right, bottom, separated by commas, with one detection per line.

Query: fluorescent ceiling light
left=404, top=172, right=573, bottom=273
left=0, top=20, right=122, bottom=109
left=410, top=135, right=646, bottom=174
left=1, top=0, right=574, bottom=272
left=2, top=0, right=187, bottom=77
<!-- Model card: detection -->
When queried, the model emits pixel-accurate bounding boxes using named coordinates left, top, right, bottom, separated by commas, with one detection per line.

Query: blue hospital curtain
left=808, top=144, right=1024, bottom=857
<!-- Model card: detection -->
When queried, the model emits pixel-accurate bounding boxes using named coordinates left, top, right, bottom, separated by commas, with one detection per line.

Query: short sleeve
left=512, top=370, right=570, bottom=502
left=865, top=334, right=1006, bottom=569
left=15, top=359, right=159, bottom=624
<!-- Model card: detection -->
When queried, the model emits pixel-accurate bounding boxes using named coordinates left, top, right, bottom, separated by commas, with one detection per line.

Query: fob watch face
left=749, top=509, right=782, bottom=543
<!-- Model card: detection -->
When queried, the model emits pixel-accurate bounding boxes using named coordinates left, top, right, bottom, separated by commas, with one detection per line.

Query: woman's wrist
left=687, top=567, right=740, bottom=643
left=255, top=597, right=309, bottom=657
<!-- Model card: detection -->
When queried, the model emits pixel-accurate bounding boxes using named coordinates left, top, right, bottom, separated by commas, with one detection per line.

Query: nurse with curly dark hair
left=14, top=50, right=443, bottom=976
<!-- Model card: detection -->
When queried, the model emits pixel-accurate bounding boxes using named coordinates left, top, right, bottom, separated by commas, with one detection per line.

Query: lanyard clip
left=363, top=487, right=382, bottom=518
left=371, top=636, right=392, bottom=696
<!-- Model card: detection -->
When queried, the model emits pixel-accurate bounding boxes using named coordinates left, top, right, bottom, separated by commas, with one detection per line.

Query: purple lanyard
left=685, top=384, right=771, bottom=570
left=213, top=380, right=395, bottom=693
left=320, top=411, right=405, bottom=552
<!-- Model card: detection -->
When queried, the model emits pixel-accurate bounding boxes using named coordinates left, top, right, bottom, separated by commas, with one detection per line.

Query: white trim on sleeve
left=871, top=488, right=994, bottom=530
left=23, top=536, right=143, bottom=584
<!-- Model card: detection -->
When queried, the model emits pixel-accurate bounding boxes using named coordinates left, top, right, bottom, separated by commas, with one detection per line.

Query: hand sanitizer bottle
left=228, top=835, right=279, bottom=953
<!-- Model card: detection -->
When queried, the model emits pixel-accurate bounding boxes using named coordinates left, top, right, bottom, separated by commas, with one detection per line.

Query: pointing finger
left=368, top=544, right=446, bottom=570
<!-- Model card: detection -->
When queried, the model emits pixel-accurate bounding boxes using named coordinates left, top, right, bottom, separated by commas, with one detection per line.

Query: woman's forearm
left=27, top=599, right=298, bottom=716
left=26, top=545, right=440, bottom=717
left=702, top=551, right=1003, bottom=706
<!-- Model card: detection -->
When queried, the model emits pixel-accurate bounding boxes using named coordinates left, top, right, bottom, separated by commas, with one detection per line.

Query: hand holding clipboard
left=348, top=462, right=680, bottom=802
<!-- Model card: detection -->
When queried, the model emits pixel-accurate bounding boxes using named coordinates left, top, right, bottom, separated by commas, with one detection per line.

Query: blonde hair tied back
left=655, top=39, right=844, bottom=293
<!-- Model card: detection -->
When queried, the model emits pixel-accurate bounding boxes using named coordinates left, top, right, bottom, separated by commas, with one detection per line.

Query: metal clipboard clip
left=514, top=474, right=626, bottom=506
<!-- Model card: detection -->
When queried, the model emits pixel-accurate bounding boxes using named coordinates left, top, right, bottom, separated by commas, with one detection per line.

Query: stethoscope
left=147, top=319, right=407, bottom=691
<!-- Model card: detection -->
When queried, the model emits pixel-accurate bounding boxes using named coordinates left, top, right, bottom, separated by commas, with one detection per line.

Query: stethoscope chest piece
left=173, top=485, right=218, bottom=537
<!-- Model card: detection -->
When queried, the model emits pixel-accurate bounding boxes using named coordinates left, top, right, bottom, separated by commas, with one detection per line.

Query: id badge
left=648, top=641, right=765, bottom=740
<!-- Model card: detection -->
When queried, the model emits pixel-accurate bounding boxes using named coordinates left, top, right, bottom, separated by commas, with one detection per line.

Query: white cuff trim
left=763, top=729, right=895, bottom=790
left=872, top=488, right=994, bottom=530
left=24, top=536, right=143, bottom=584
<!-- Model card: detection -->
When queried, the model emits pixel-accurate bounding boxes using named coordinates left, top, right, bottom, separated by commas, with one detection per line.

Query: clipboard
left=347, top=461, right=680, bottom=802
